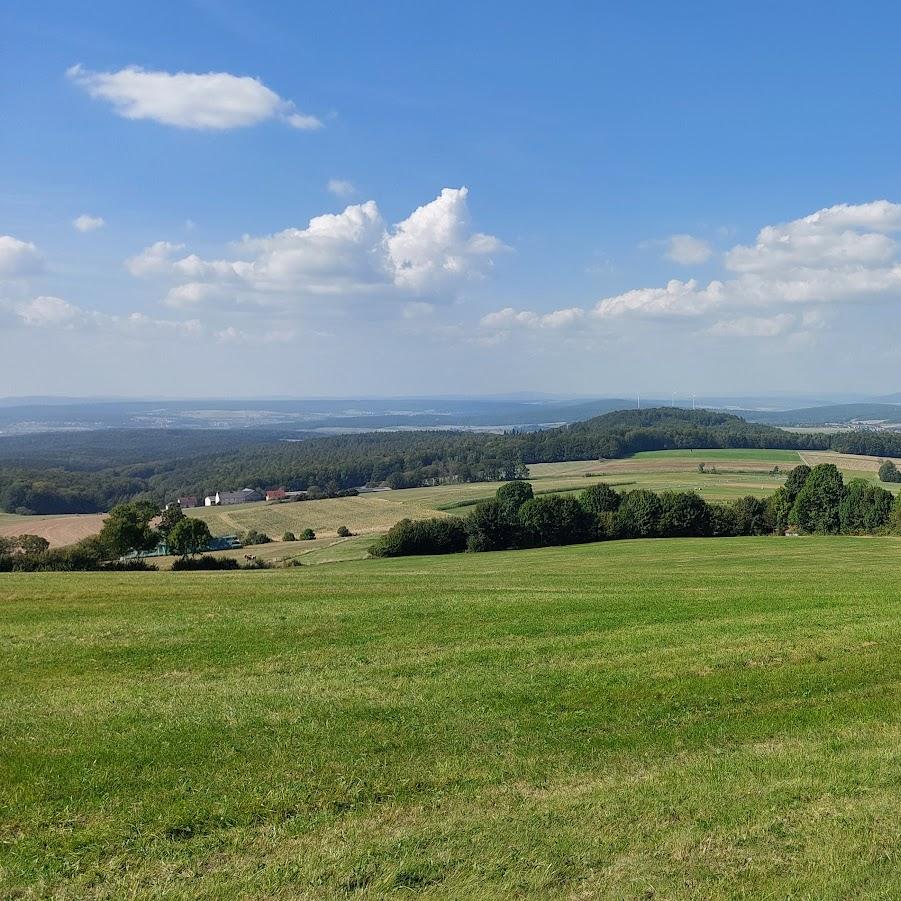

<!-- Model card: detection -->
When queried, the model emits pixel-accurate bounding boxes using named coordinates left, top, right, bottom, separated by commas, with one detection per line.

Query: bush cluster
left=370, top=465, right=901, bottom=559
left=171, top=555, right=240, bottom=571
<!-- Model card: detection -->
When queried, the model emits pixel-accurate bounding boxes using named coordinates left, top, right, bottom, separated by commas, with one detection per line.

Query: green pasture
left=4, top=536, right=901, bottom=897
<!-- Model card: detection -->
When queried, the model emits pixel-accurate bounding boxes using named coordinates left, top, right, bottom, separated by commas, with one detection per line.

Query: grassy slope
left=4, top=537, right=901, bottom=898
left=631, top=448, right=802, bottom=461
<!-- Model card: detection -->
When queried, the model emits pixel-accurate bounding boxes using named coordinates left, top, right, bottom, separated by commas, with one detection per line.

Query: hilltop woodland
left=4, top=408, right=901, bottom=515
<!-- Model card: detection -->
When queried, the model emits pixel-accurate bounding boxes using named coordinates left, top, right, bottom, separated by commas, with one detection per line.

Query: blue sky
left=2, top=0, right=901, bottom=397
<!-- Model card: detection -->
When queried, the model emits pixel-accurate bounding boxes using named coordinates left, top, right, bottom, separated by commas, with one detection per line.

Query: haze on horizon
left=2, top=2, right=901, bottom=399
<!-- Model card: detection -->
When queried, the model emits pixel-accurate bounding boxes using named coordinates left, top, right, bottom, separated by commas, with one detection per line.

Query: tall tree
left=792, top=464, right=844, bottom=534
left=98, top=502, right=160, bottom=558
left=168, top=518, right=212, bottom=558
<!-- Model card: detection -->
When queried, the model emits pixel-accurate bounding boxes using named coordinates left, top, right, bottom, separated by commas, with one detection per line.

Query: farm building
left=205, top=489, right=264, bottom=506
left=177, top=496, right=198, bottom=509
left=265, top=488, right=287, bottom=501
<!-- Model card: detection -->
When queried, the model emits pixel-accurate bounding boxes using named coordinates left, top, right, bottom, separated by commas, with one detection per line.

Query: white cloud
left=665, top=234, right=713, bottom=265
left=15, top=294, right=201, bottom=338
left=0, top=235, right=43, bottom=277
left=706, top=313, right=795, bottom=338
left=327, top=179, right=356, bottom=197
left=73, top=214, right=105, bottom=233
left=129, top=187, right=506, bottom=307
left=481, top=306, right=585, bottom=329
left=387, top=188, right=507, bottom=294
left=67, top=64, right=322, bottom=131
left=594, top=201, right=901, bottom=321
left=18, top=296, right=84, bottom=328
left=126, top=241, right=185, bottom=277
left=164, top=282, right=228, bottom=308
left=593, top=279, right=726, bottom=318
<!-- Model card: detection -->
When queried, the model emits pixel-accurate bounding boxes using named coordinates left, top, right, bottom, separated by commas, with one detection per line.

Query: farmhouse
left=177, top=496, right=198, bottom=509
left=265, top=487, right=287, bottom=501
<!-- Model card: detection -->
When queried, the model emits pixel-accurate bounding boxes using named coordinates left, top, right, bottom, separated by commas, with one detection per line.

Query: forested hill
left=4, top=407, right=901, bottom=515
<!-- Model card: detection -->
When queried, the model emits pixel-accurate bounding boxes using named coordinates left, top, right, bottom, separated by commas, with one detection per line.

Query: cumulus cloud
left=327, top=179, right=356, bottom=197
left=128, top=187, right=506, bottom=307
left=481, top=306, right=585, bottom=329
left=0, top=235, right=43, bottom=277
left=595, top=201, right=901, bottom=320
left=67, top=64, right=322, bottom=131
left=126, top=241, right=185, bottom=277
left=475, top=200, right=901, bottom=347
left=73, top=214, right=105, bottom=233
left=15, top=294, right=201, bottom=337
left=665, top=234, right=713, bottom=265
left=593, top=279, right=726, bottom=318
left=18, top=296, right=84, bottom=327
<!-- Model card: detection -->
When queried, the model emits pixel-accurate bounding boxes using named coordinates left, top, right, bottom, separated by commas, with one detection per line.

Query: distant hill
left=7, top=406, right=901, bottom=515
left=739, top=403, right=901, bottom=427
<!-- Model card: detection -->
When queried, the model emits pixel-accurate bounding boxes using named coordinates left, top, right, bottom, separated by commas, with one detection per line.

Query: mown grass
left=630, top=448, right=801, bottom=461
left=4, top=536, right=901, bottom=898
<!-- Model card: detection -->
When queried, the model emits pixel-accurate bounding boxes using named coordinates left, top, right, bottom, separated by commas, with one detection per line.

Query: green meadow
left=630, top=448, right=802, bottom=461
left=4, top=536, right=901, bottom=898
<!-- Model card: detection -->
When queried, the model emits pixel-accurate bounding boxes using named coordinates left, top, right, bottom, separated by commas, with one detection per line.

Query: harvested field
left=0, top=513, right=105, bottom=548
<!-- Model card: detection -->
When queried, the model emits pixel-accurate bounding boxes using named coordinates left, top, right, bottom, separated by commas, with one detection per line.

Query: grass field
left=631, top=448, right=802, bottom=461
left=4, top=536, right=901, bottom=897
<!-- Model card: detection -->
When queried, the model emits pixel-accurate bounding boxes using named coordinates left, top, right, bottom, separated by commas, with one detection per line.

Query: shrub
left=658, top=491, right=712, bottom=537
left=614, top=490, right=663, bottom=538
left=239, top=529, right=272, bottom=546
left=495, top=480, right=534, bottom=520
left=102, top=559, right=158, bottom=572
left=766, top=486, right=794, bottom=533
left=466, top=499, right=518, bottom=551
left=579, top=482, right=621, bottom=517
left=840, top=479, right=894, bottom=533
left=726, top=495, right=772, bottom=536
left=370, top=517, right=467, bottom=557
left=878, top=459, right=901, bottom=483
left=336, top=525, right=351, bottom=537
left=172, top=555, right=239, bottom=571
left=282, top=531, right=296, bottom=542
left=301, top=528, right=316, bottom=541
left=517, top=495, right=593, bottom=547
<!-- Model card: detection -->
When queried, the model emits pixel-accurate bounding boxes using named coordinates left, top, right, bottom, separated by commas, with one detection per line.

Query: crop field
left=4, top=536, right=901, bottom=898
left=0, top=512, right=105, bottom=547
left=187, top=494, right=447, bottom=540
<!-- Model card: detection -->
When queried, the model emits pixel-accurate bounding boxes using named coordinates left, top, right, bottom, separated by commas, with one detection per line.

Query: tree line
left=5, top=408, right=901, bottom=515
left=371, top=464, right=901, bottom=557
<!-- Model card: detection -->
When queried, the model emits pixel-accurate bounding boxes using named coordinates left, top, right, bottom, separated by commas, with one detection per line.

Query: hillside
left=742, top=403, right=901, bottom=426
left=6, top=407, right=901, bottom=515
left=5, top=537, right=901, bottom=897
